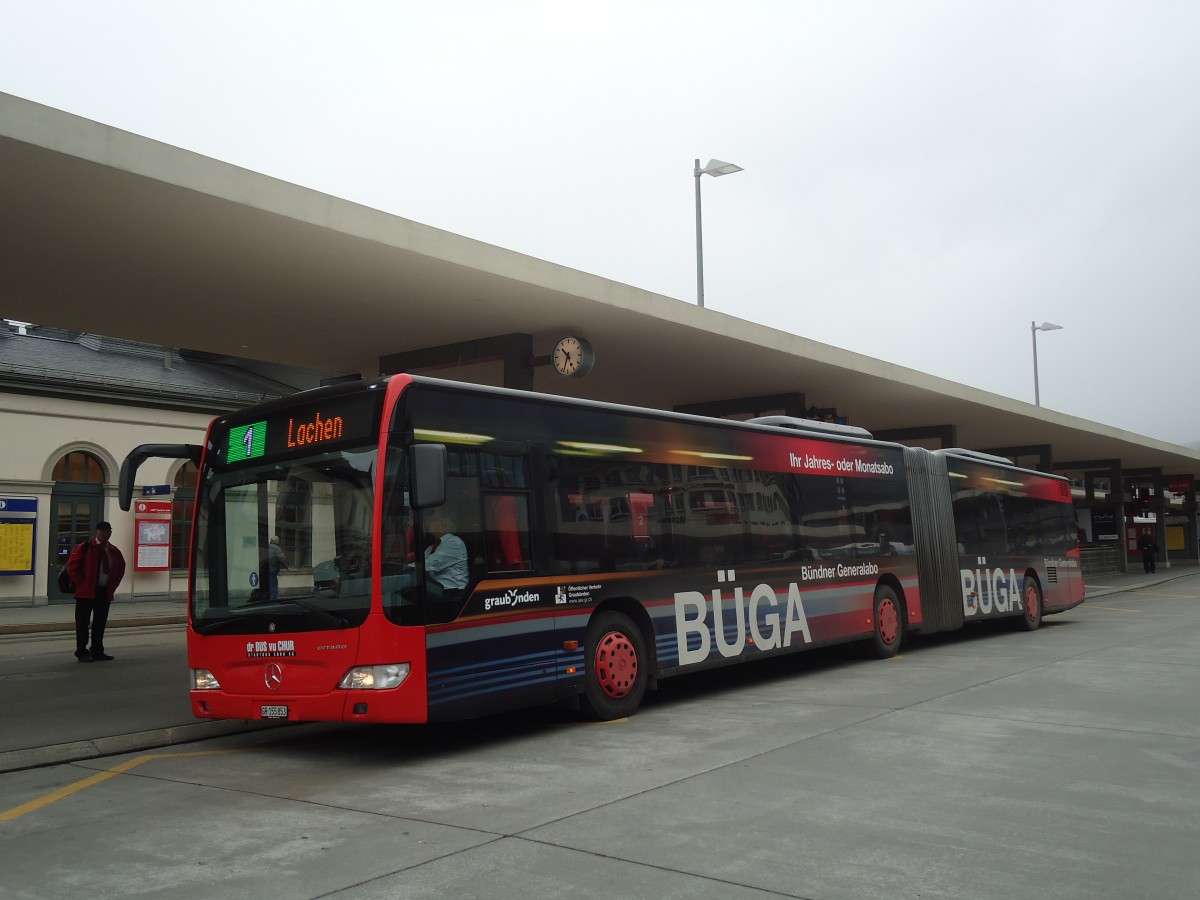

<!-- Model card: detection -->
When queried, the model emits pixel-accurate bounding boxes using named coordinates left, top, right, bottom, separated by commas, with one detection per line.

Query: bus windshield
left=191, top=445, right=383, bottom=635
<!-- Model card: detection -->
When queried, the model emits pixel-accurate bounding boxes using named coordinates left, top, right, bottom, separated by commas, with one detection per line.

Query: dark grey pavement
left=3, top=567, right=1200, bottom=899
left=0, top=597, right=268, bottom=773
left=0, top=566, right=1194, bottom=775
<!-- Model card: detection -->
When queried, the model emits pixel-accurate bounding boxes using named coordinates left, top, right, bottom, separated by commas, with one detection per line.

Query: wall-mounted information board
left=0, top=497, right=37, bottom=575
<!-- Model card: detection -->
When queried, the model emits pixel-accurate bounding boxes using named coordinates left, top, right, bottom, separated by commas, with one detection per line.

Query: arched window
left=52, top=451, right=105, bottom=483
left=171, top=462, right=198, bottom=571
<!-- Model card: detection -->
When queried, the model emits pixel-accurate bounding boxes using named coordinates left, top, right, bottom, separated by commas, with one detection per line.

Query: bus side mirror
left=409, top=444, right=447, bottom=509
left=118, top=443, right=203, bottom=511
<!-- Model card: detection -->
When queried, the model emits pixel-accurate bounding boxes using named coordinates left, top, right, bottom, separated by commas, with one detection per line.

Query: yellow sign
left=1168, top=525, right=1186, bottom=553
left=0, top=522, right=34, bottom=572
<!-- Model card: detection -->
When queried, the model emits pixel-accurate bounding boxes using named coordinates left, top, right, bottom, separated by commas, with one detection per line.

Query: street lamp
left=694, top=158, right=744, bottom=308
left=1031, top=320, right=1063, bottom=406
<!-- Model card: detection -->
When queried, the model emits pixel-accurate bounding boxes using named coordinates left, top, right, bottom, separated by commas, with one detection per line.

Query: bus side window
left=485, top=494, right=531, bottom=571
left=479, top=454, right=532, bottom=573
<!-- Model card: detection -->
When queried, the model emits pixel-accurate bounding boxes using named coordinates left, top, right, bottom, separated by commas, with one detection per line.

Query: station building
left=0, top=324, right=324, bottom=606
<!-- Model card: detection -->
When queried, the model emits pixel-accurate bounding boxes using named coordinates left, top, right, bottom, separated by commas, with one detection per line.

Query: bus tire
left=870, top=585, right=903, bottom=659
left=1018, top=575, right=1043, bottom=632
left=580, top=610, right=647, bottom=720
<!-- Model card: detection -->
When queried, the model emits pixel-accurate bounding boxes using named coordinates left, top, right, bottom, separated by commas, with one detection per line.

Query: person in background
left=1139, top=530, right=1158, bottom=575
left=66, top=521, right=127, bottom=662
left=268, top=534, right=287, bottom=599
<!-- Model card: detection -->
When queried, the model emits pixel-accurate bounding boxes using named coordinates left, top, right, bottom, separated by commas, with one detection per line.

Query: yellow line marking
left=1, top=748, right=248, bottom=823
left=1085, top=605, right=1141, bottom=613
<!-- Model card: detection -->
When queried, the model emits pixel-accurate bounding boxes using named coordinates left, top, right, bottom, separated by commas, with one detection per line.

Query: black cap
left=97, top=521, right=113, bottom=532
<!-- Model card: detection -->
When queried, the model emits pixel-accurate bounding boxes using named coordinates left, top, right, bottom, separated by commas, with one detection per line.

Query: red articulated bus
left=120, top=375, right=1085, bottom=723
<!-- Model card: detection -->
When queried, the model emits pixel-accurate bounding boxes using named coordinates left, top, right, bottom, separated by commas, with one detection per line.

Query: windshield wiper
left=193, top=598, right=350, bottom=633
left=272, top=596, right=351, bottom=628
left=193, top=615, right=249, bottom=635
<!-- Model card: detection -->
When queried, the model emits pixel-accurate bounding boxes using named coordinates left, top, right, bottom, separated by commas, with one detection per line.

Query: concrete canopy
left=2, top=92, right=1197, bottom=477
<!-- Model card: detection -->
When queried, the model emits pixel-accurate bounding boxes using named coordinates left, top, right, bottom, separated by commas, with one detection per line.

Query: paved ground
left=0, top=565, right=1192, bottom=774
left=1, top=566, right=1198, bottom=899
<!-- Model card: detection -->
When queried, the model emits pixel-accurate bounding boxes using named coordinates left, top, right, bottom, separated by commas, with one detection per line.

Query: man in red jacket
left=66, top=521, right=127, bottom=662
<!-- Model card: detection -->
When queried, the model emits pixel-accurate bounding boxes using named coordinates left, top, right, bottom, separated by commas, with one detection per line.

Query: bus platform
left=0, top=595, right=187, bottom=635
left=0, top=566, right=1195, bottom=776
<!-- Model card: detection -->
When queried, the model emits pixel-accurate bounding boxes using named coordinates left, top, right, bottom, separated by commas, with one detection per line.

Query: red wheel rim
left=594, top=630, right=638, bottom=699
left=877, top=597, right=899, bottom=646
left=1025, top=584, right=1040, bottom=624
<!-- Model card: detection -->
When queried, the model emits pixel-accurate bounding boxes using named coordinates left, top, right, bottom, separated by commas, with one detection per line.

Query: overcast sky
left=3, top=1, right=1198, bottom=445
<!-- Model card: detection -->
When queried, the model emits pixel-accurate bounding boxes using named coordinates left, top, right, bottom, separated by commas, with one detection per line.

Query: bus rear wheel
left=580, top=610, right=647, bottom=720
left=1018, top=576, right=1043, bottom=631
left=870, top=585, right=903, bottom=659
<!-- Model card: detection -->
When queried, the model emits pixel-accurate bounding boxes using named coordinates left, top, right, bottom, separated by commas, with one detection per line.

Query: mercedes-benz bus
left=120, top=375, right=1085, bottom=723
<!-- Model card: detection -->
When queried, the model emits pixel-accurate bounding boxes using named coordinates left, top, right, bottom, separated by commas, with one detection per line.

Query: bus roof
left=746, top=415, right=874, bottom=440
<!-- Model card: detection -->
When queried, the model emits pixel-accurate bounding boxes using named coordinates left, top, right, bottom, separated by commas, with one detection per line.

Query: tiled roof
left=0, top=323, right=331, bottom=411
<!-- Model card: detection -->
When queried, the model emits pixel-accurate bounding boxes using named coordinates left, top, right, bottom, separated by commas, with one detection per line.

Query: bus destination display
left=220, top=393, right=382, bottom=465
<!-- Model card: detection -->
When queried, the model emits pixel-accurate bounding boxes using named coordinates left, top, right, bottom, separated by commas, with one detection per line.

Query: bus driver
left=423, top=514, right=469, bottom=600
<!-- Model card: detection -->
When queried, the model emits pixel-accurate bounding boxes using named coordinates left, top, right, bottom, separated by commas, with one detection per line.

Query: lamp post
left=694, top=158, right=744, bottom=308
left=1163, top=495, right=1172, bottom=569
left=1031, top=320, right=1063, bottom=406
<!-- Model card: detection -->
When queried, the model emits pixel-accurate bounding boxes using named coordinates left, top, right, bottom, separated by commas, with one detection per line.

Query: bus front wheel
left=581, top=610, right=647, bottom=720
left=870, top=585, right=903, bottom=659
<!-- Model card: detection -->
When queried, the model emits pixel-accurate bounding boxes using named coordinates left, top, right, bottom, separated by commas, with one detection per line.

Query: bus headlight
left=338, top=663, right=411, bottom=691
left=192, top=669, right=221, bottom=690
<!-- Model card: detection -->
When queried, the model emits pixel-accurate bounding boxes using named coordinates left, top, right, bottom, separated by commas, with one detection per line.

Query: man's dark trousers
left=75, top=596, right=110, bottom=655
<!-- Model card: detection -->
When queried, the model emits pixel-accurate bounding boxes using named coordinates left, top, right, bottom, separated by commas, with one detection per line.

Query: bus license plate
left=260, top=705, right=289, bottom=719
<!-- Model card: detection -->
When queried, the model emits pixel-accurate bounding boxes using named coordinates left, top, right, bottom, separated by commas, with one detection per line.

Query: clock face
left=553, top=336, right=594, bottom=377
